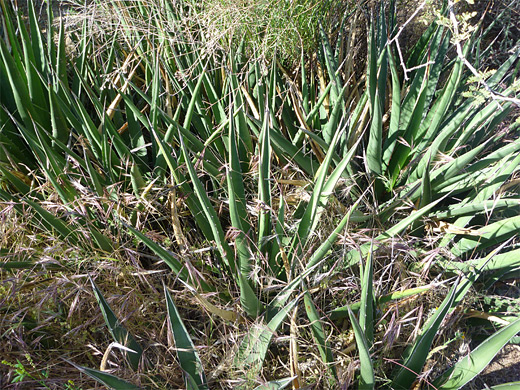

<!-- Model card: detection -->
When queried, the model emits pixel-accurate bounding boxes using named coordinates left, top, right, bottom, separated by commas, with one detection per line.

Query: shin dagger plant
left=1, top=0, right=519, bottom=388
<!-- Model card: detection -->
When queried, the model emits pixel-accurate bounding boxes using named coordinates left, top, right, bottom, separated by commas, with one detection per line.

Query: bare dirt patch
left=463, top=344, right=520, bottom=389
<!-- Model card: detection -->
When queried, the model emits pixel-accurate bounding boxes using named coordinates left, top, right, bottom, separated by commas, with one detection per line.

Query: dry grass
left=0, top=183, right=473, bottom=389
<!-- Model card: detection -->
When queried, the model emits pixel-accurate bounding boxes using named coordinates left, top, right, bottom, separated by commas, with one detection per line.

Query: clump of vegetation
left=185, top=0, right=352, bottom=65
left=1, top=0, right=519, bottom=389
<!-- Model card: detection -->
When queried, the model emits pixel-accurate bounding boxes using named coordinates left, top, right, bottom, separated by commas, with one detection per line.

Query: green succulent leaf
left=253, top=377, right=295, bottom=390
left=235, top=297, right=300, bottom=379
left=90, top=278, right=143, bottom=371
left=348, top=307, right=375, bottom=390
left=164, top=284, right=208, bottom=390
left=65, top=360, right=140, bottom=390
left=432, top=317, right=520, bottom=390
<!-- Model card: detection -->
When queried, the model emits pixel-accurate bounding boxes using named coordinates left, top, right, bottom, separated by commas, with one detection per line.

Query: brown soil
left=463, top=345, right=520, bottom=389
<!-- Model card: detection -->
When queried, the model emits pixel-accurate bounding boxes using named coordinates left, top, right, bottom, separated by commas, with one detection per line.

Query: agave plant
left=1, top=0, right=519, bottom=388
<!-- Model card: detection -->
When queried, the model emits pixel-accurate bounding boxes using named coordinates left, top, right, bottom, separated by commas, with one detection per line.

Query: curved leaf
left=432, top=317, right=520, bottom=390
left=164, top=284, right=208, bottom=390
left=66, top=360, right=140, bottom=390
